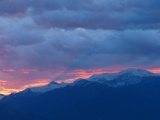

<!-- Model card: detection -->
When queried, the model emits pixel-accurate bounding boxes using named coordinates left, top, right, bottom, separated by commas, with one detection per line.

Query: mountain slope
left=88, top=68, right=158, bottom=86
left=1, top=68, right=160, bottom=120
left=89, top=68, right=156, bottom=81
left=2, top=77, right=160, bottom=120
left=28, top=81, right=68, bottom=93
left=0, top=103, right=44, bottom=120
left=22, top=81, right=68, bottom=94
left=0, top=94, right=4, bottom=100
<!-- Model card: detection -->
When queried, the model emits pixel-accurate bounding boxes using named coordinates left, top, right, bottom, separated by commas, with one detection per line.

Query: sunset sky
left=0, top=0, right=160, bottom=95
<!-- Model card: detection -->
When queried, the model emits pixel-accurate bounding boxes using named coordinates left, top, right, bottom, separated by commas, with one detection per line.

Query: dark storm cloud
left=67, top=30, right=160, bottom=70
left=0, top=0, right=160, bottom=29
left=1, top=0, right=160, bottom=93
left=0, top=17, right=160, bottom=71
left=0, top=17, right=44, bottom=47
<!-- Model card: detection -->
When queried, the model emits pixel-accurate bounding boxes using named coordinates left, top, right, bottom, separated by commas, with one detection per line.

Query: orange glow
left=21, top=69, right=38, bottom=74
left=0, top=68, right=122, bottom=95
left=148, top=68, right=160, bottom=73
left=23, top=79, right=49, bottom=89
left=0, top=79, right=50, bottom=95
left=0, top=68, right=160, bottom=95
left=56, top=68, right=123, bottom=83
left=0, top=80, right=7, bottom=83
left=1, top=88, right=21, bottom=95
left=55, top=68, right=160, bottom=83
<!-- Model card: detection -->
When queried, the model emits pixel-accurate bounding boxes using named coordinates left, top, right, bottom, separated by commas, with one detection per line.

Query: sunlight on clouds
left=0, top=67, right=160, bottom=95
left=0, top=79, right=50, bottom=95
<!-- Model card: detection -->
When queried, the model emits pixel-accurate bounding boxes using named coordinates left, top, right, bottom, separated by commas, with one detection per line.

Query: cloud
left=0, top=0, right=160, bottom=94
left=0, top=0, right=160, bottom=29
left=0, top=16, right=160, bottom=71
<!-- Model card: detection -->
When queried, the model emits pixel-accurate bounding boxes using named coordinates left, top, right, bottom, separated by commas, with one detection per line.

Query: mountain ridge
left=88, top=68, right=157, bottom=81
left=3, top=68, right=159, bottom=96
left=1, top=74, right=160, bottom=120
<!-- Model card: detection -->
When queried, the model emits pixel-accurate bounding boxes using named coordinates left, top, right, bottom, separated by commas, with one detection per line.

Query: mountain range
left=1, top=68, right=160, bottom=120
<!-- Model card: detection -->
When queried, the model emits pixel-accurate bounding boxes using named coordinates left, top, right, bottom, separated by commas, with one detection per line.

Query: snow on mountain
left=119, top=68, right=156, bottom=77
left=70, top=79, right=90, bottom=87
left=2, top=68, right=158, bottom=97
left=88, top=73, right=118, bottom=81
left=88, top=68, right=156, bottom=82
left=24, top=81, right=68, bottom=94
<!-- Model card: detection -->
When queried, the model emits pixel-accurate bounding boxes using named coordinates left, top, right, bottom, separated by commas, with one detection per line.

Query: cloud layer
left=0, top=0, right=160, bottom=94
left=0, top=0, right=160, bottom=29
left=1, top=19, right=160, bottom=71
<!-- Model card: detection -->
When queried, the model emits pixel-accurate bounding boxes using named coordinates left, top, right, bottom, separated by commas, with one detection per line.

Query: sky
left=0, top=0, right=160, bottom=95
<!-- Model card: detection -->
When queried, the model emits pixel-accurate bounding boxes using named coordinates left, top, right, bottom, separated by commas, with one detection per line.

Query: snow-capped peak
left=47, top=81, right=59, bottom=86
left=87, top=68, right=158, bottom=87
left=25, top=81, right=68, bottom=93
left=88, top=73, right=117, bottom=81
left=118, top=68, right=156, bottom=77
left=88, top=68, right=156, bottom=82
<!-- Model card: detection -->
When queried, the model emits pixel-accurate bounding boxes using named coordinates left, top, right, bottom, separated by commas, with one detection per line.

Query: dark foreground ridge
left=1, top=68, right=160, bottom=120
